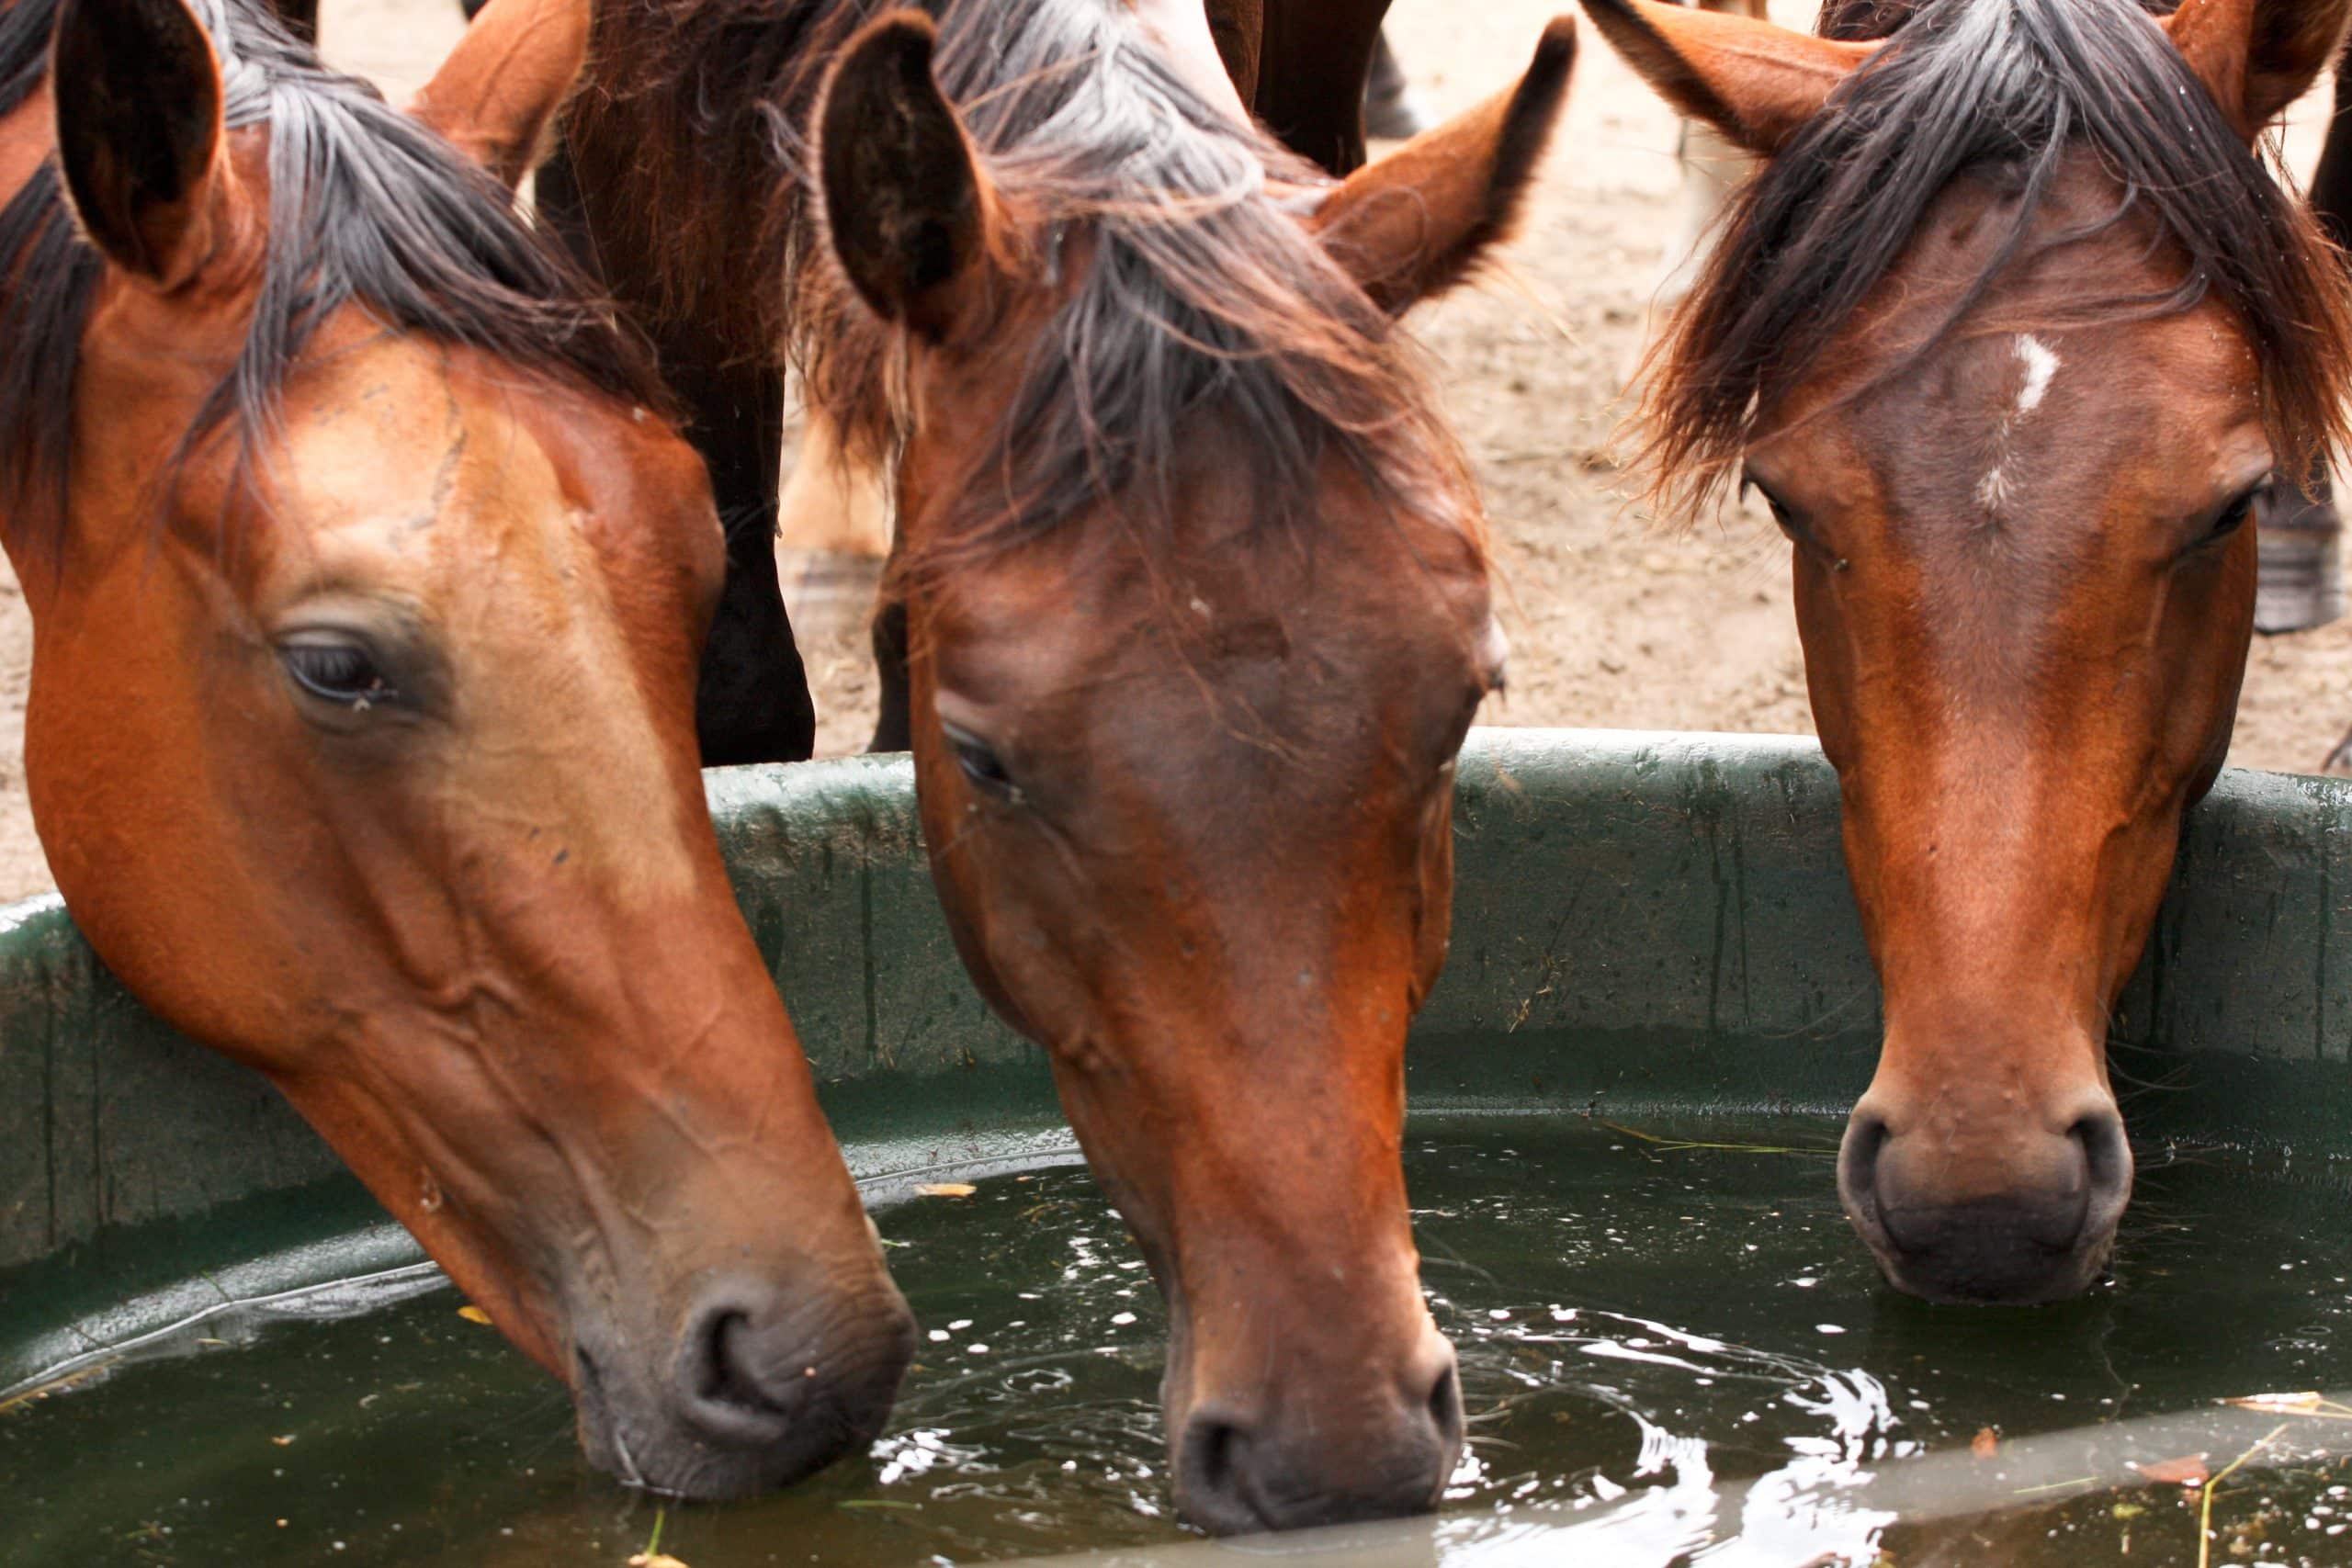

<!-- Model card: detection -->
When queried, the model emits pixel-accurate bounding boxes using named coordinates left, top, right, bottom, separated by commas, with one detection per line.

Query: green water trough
left=5, top=727, right=2349, bottom=1396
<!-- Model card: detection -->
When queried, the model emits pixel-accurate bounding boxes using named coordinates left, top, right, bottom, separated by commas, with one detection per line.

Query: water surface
left=9, top=1115, right=2351, bottom=1566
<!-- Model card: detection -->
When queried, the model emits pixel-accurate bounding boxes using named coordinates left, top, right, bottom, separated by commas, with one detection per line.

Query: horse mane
left=0, top=0, right=665, bottom=561
left=0, top=0, right=47, bottom=116
left=1814, top=0, right=1930, bottom=41
left=1639, top=0, right=2352, bottom=519
left=575, top=0, right=1474, bottom=579
left=1815, top=0, right=2177, bottom=40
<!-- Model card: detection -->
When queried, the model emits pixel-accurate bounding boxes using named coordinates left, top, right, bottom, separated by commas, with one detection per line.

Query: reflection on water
left=8, top=1116, right=2352, bottom=1566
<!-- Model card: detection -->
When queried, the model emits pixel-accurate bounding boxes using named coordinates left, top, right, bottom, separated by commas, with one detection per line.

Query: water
left=9, top=1115, right=2352, bottom=1567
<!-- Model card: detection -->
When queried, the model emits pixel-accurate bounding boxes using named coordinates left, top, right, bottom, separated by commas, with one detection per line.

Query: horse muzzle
left=571, top=1272, right=917, bottom=1499
left=1839, top=1090, right=2132, bottom=1306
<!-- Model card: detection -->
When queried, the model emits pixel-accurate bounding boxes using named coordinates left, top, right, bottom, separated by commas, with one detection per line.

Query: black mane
left=0, top=0, right=664, bottom=557
left=1642, top=0, right=2352, bottom=514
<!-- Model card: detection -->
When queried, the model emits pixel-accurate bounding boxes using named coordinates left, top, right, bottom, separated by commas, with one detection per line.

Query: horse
left=771, top=0, right=1418, bottom=637
left=1585, top=0, right=2352, bottom=1304
left=531, top=0, right=1430, bottom=772
left=1821, top=0, right=2351, bottom=728
left=1207, top=0, right=1395, bottom=174
left=563, top=0, right=1575, bottom=1531
left=0, top=0, right=912, bottom=1497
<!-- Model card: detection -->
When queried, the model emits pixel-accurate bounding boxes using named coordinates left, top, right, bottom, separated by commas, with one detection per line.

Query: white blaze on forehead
left=1977, top=334, right=2063, bottom=516
left=2014, top=334, right=2060, bottom=418
left=1975, top=465, right=2011, bottom=513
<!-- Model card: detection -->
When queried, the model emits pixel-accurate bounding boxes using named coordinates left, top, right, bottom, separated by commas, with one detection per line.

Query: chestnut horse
left=1589, top=0, right=2352, bottom=1303
left=0, top=0, right=910, bottom=1496
left=566, top=0, right=1573, bottom=1531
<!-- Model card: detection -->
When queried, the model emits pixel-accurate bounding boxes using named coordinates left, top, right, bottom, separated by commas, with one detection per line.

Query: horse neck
left=564, top=0, right=841, bottom=346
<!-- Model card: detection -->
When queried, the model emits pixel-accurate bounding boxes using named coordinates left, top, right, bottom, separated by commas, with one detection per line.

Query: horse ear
left=2165, top=0, right=2352, bottom=141
left=51, top=0, right=228, bottom=290
left=1577, top=0, right=1875, bottom=155
left=409, top=0, right=592, bottom=191
left=1308, top=17, right=1576, bottom=316
left=819, top=10, right=1008, bottom=345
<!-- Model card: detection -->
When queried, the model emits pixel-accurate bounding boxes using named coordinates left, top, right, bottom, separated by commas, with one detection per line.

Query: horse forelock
left=0, top=0, right=663, bottom=564
left=1639, top=0, right=2352, bottom=521
left=569, top=0, right=1473, bottom=584
left=1816, top=0, right=2177, bottom=41
left=796, top=0, right=1477, bottom=581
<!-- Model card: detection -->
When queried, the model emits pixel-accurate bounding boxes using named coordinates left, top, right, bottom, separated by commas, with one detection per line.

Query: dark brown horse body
left=532, top=0, right=1404, bottom=770
left=1589, top=0, right=2352, bottom=1304
left=2, top=0, right=910, bottom=1499
left=562, top=0, right=1573, bottom=1531
left=1209, top=0, right=1393, bottom=173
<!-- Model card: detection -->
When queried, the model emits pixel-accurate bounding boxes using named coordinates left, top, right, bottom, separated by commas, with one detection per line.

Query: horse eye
left=1747, top=478, right=1802, bottom=536
left=280, top=638, right=398, bottom=710
left=2208, top=482, right=2267, bottom=543
left=944, top=724, right=1018, bottom=798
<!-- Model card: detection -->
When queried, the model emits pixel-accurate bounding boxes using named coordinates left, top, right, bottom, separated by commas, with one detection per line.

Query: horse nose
left=666, top=1280, right=917, bottom=1495
left=1840, top=1096, right=2131, bottom=1305
left=1173, top=1335, right=1463, bottom=1534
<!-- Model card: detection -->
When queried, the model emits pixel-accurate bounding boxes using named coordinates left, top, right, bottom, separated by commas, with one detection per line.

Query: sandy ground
left=0, top=0, right=2343, bottom=902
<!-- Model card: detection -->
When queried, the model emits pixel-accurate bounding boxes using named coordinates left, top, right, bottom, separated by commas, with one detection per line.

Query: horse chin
left=1847, top=1205, right=2119, bottom=1308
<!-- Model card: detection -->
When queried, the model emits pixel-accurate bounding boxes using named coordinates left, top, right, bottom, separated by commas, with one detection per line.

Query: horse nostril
left=1838, top=1109, right=1892, bottom=1239
left=2071, top=1106, right=2133, bottom=1224
left=1426, top=1359, right=1464, bottom=1453
left=1179, top=1414, right=1253, bottom=1528
left=691, top=1310, right=786, bottom=1422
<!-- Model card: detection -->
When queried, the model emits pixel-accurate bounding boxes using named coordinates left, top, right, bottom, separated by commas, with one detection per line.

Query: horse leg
left=1627, top=0, right=1770, bottom=386
left=2315, top=61, right=2352, bottom=254
left=1656, top=118, right=1746, bottom=305
left=1362, top=29, right=1429, bottom=141
left=1252, top=0, right=1393, bottom=175
left=777, top=408, right=888, bottom=555
left=2255, top=61, right=2352, bottom=638
left=528, top=127, right=596, bottom=278
left=778, top=407, right=893, bottom=639
left=657, top=343, right=820, bottom=765
left=868, top=594, right=911, bottom=755
left=2324, top=716, right=2352, bottom=777
left=1204, top=0, right=1263, bottom=107
left=1662, top=0, right=1771, bottom=300
left=2254, top=459, right=2345, bottom=635
left=549, top=85, right=814, bottom=766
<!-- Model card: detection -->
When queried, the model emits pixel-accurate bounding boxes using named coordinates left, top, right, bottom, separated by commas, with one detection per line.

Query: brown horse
left=566, top=0, right=1573, bottom=1531
left=1207, top=0, right=1392, bottom=174
left=1588, top=0, right=2352, bottom=1304
left=1, top=0, right=910, bottom=1497
left=539, top=0, right=1408, bottom=772
left=766, top=0, right=1407, bottom=599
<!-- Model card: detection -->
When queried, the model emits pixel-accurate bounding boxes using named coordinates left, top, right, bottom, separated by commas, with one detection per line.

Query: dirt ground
left=0, top=0, right=2343, bottom=902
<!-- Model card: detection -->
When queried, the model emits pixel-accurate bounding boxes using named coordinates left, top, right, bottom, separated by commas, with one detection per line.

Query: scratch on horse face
left=1976, top=333, right=2061, bottom=518
left=396, top=413, right=468, bottom=540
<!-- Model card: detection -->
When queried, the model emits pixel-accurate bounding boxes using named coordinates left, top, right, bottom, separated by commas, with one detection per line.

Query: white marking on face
left=2015, top=334, right=2059, bottom=418
left=1975, top=466, right=2011, bottom=513
left=1978, top=334, right=2063, bottom=518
